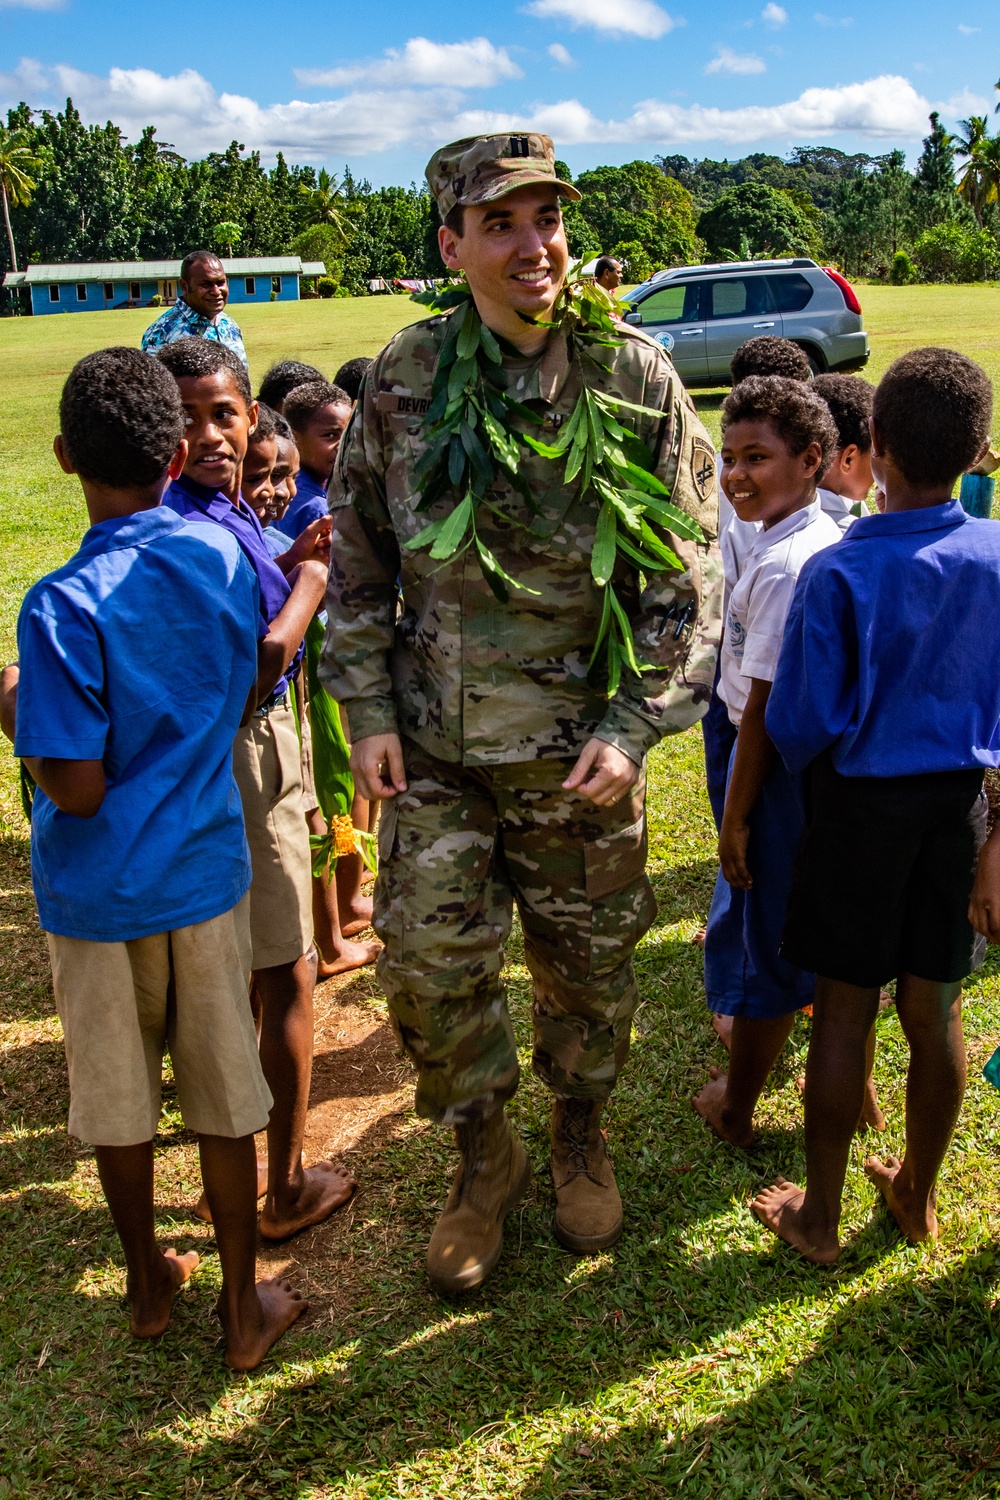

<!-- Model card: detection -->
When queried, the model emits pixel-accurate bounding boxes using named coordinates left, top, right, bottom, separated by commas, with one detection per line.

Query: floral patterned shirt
left=140, top=297, right=248, bottom=367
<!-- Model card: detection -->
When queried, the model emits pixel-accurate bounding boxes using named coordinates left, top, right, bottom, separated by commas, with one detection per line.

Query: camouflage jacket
left=320, top=309, right=724, bottom=767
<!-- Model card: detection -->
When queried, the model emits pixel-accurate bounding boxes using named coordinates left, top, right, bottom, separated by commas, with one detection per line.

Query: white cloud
left=814, top=12, right=853, bottom=24
left=0, top=61, right=972, bottom=160
left=762, top=3, right=788, bottom=25
left=295, top=37, right=522, bottom=90
left=525, top=0, right=677, bottom=40
left=548, top=42, right=576, bottom=67
left=957, top=23, right=980, bottom=34
left=705, top=47, right=766, bottom=75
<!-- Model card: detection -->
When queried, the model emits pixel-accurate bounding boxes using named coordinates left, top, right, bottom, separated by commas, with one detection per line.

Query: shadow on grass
left=513, top=1246, right=1000, bottom=1499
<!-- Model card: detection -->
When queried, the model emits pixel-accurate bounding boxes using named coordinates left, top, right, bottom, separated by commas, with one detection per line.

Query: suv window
left=767, top=273, right=814, bottom=313
left=705, top=276, right=771, bottom=319
left=637, top=282, right=701, bottom=325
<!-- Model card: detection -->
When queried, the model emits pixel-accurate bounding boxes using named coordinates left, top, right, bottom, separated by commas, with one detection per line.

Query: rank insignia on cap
left=691, top=440, right=716, bottom=501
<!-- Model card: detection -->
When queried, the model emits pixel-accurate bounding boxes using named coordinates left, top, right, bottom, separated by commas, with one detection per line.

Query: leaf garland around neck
left=406, top=274, right=705, bottom=693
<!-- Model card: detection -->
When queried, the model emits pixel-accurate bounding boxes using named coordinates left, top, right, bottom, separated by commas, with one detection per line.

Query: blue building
left=3, top=257, right=327, bottom=316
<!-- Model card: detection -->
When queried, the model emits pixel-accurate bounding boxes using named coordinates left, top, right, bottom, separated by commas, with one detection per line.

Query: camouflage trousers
left=373, top=739, right=658, bottom=1123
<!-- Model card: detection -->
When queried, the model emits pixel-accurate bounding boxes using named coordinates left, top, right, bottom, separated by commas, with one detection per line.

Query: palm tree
left=954, top=115, right=990, bottom=222
left=0, top=125, right=40, bottom=274
left=300, top=169, right=350, bottom=241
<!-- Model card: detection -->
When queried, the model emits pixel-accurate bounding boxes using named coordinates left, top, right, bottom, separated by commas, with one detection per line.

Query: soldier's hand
left=563, top=739, right=639, bottom=808
left=352, top=733, right=408, bottom=800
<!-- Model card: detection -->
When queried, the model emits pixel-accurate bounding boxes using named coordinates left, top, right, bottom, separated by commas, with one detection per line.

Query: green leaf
left=588, top=583, right=613, bottom=672
left=523, top=432, right=568, bottom=461
left=606, top=633, right=622, bottom=696
left=429, top=495, right=472, bottom=558
left=447, top=356, right=477, bottom=402
left=616, top=532, right=667, bottom=572
left=479, top=324, right=503, bottom=364
left=475, top=537, right=542, bottom=600
left=456, top=306, right=480, bottom=361
left=585, top=389, right=605, bottom=463
left=622, top=459, right=671, bottom=495
left=403, top=516, right=447, bottom=551
left=592, top=501, right=617, bottom=586
left=633, top=493, right=705, bottom=543
left=564, top=439, right=585, bottom=485
left=608, top=588, right=644, bottom=676
left=448, top=434, right=466, bottom=487
left=638, top=520, right=683, bottom=570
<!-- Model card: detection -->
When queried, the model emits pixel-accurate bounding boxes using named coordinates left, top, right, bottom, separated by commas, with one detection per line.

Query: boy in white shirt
left=812, top=373, right=875, bottom=534
left=694, top=376, right=843, bottom=1148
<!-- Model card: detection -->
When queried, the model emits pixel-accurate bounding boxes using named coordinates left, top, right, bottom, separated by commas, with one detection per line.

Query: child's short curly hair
left=156, top=336, right=252, bottom=408
left=60, top=347, right=185, bottom=488
left=722, top=375, right=840, bottom=473
left=811, top=373, right=874, bottom=453
left=873, top=348, right=992, bottom=488
left=247, top=401, right=280, bottom=446
left=258, top=359, right=324, bottom=411
left=730, top=336, right=812, bottom=385
left=283, top=380, right=351, bottom=432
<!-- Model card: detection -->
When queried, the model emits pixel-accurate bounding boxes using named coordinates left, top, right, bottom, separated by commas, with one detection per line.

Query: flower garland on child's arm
left=406, top=272, right=705, bottom=694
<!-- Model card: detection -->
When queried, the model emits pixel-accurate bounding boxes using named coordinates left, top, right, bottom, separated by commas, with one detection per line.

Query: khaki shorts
left=47, top=896, right=272, bottom=1147
left=295, top=675, right=320, bottom=815
left=232, top=699, right=314, bottom=969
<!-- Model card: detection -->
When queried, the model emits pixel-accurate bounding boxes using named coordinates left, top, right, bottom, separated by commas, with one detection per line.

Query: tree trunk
left=1, top=183, right=17, bottom=274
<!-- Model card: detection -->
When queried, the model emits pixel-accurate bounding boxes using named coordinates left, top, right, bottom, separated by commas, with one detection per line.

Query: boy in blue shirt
left=754, top=347, right=999, bottom=1263
left=156, top=337, right=361, bottom=1241
left=276, top=381, right=352, bottom=539
left=0, top=348, right=305, bottom=1368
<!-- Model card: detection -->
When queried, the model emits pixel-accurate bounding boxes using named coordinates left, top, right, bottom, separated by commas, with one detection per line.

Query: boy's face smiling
left=241, top=435, right=279, bottom=518
left=270, top=436, right=300, bottom=519
left=296, top=401, right=351, bottom=483
left=721, top=418, right=824, bottom=530
left=175, top=370, right=257, bottom=504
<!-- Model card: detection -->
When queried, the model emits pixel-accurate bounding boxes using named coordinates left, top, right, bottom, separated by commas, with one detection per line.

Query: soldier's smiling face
left=438, top=184, right=569, bottom=339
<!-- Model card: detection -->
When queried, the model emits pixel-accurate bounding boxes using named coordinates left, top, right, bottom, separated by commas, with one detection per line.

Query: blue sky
left=1, top=0, right=998, bottom=184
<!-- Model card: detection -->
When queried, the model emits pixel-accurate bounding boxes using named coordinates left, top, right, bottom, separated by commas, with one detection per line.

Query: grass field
left=2, top=286, right=1000, bottom=1498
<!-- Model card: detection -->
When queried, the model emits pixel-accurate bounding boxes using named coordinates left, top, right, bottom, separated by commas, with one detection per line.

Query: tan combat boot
left=551, top=1097, right=623, bottom=1253
left=426, top=1110, right=531, bottom=1295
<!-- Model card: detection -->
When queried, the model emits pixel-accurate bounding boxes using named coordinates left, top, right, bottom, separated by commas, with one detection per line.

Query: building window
left=48, top=285, right=60, bottom=303
left=104, top=283, right=115, bottom=300
left=271, top=275, right=281, bottom=295
left=77, top=284, right=88, bottom=302
left=129, top=282, right=141, bottom=300
left=244, top=277, right=256, bottom=295
left=161, top=281, right=175, bottom=301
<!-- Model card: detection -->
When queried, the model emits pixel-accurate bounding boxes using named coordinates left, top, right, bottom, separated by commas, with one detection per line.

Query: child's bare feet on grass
left=711, top=1013, right=734, bottom=1051
left=315, top=936, right=381, bottom=982
left=193, top=1157, right=268, bottom=1224
left=341, top=891, right=375, bottom=939
left=129, top=1248, right=200, bottom=1337
left=259, top=1160, right=358, bottom=1241
left=859, top=1077, right=887, bottom=1133
left=692, top=1068, right=754, bottom=1149
left=864, top=1154, right=938, bottom=1243
left=750, top=1179, right=840, bottom=1265
left=691, top=926, right=707, bottom=948
left=220, top=1277, right=307, bottom=1372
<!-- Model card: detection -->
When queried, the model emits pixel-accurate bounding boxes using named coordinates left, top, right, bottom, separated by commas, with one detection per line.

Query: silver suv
left=621, top=258, right=869, bottom=388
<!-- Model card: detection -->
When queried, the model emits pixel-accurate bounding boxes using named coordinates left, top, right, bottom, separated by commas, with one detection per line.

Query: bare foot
left=879, top=990, right=894, bottom=1011
left=129, top=1248, right=200, bottom=1337
left=221, top=1277, right=308, bottom=1371
left=692, top=1067, right=754, bottom=1149
left=193, top=1156, right=268, bottom=1225
left=750, top=1178, right=840, bottom=1264
left=259, top=1160, right=358, bottom=1241
left=341, top=895, right=375, bottom=939
left=864, top=1154, right=938, bottom=1243
left=711, top=1013, right=734, bottom=1052
left=315, top=937, right=381, bottom=982
left=691, top=926, right=707, bottom=948
left=858, top=1077, right=887, bottom=1134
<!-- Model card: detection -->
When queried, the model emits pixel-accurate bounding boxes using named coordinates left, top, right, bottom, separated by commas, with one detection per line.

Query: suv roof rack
left=647, top=257, right=817, bottom=284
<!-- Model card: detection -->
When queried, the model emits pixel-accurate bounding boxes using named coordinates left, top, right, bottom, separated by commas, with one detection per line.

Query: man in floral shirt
left=141, top=252, right=248, bottom=368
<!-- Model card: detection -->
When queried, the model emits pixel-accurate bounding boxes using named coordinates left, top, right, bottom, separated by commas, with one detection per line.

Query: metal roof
left=8, top=257, right=306, bottom=285
left=299, top=261, right=327, bottom=276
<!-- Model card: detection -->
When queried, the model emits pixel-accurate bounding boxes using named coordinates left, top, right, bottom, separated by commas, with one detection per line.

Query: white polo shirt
left=818, top=486, right=863, bottom=535
left=719, top=499, right=842, bottom=727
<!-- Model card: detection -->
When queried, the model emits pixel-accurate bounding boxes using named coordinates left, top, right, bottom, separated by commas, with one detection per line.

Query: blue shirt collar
left=172, top=472, right=261, bottom=530
left=848, top=498, right=967, bottom=538
left=76, top=505, right=185, bottom=557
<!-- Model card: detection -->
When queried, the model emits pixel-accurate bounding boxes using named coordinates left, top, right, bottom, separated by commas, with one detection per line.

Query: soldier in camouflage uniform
left=321, top=133, right=723, bottom=1295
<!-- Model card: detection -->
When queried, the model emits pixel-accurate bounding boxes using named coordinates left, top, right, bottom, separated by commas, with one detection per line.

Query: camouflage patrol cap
left=426, top=133, right=582, bottom=221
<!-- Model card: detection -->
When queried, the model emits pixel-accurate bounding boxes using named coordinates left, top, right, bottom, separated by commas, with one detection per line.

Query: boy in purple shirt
left=754, top=348, right=999, bottom=1262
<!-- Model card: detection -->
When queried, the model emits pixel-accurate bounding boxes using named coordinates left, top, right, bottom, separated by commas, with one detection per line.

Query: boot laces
left=561, top=1098, right=596, bottom=1179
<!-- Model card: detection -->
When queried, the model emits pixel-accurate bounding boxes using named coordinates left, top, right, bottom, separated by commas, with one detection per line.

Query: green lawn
left=2, top=287, right=1000, bottom=1498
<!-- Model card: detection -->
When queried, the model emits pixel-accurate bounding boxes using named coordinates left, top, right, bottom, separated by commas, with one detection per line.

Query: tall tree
left=954, top=115, right=991, bottom=223
left=0, top=124, right=39, bottom=272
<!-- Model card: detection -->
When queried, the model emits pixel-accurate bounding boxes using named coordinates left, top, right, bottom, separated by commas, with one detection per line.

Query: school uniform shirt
left=15, top=508, right=259, bottom=942
left=263, top=525, right=293, bottom=559
left=767, top=499, right=1000, bottom=777
left=719, top=511, right=761, bottom=615
left=718, top=499, right=842, bottom=728
left=165, top=473, right=302, bottom=698
left=274, top=469, right=328, bottom=540
left=817, top=486, right=863, bottom=534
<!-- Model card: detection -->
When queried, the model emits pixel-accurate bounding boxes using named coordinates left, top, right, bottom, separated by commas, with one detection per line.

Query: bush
left=890, top=250, right=913, bottom=285
left=334, top=285, right=352, bottom=298
left=913, top=223, right=999, bottom=283
left=149, top=294, right=163, bottom=307
left=316, top=276, right=337, bottom=299
left=697, top=181, right=815, bottom=261
left=611, top=240, right=653, bottom=283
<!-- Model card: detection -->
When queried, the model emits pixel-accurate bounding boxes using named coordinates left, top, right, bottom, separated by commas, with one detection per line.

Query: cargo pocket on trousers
left=584, top=817, right=658, bottom=979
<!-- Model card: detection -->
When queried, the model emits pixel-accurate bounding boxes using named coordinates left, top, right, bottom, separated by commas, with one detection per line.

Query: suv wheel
left=796, top=344, right=825, bottom=376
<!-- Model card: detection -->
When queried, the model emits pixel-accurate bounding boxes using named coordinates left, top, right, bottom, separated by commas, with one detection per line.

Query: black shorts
left=781, top=755, right=987, bottom=988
